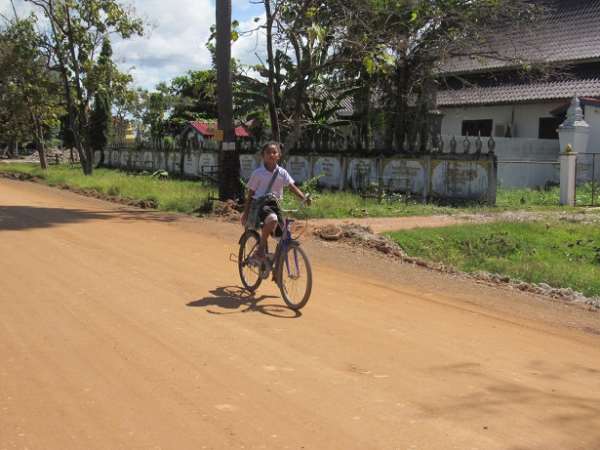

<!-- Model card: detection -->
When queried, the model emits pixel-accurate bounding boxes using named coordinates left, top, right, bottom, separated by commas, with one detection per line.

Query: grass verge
left=387, top=221, right=600, bottom=297
left=0, top=163, right=585, bottom=218
left=0, top=163, right=212, bottom=213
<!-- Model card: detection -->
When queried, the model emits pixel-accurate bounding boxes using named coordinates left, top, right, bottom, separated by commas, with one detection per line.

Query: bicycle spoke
left=279, top=245, right=312, bottom=309
left=239, top=232, right=262, bottom=291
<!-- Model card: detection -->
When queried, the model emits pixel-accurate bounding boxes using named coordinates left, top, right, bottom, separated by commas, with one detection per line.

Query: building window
left=539, top=117, right=560, bottom=140
left=461, top=119, right=493, bottom=137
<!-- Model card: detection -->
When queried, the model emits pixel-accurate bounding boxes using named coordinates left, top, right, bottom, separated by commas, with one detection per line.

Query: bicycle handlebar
left=282, top=194, right=312, bottom=214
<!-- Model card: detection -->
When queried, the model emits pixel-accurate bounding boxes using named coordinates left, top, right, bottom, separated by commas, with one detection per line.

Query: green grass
left=0, top=162, right=590, bottom=219
left=496, top=186, right=561, bottom=208
left=283, top=190, right=458, bottom=218
left=0, top=163, right=212, bottom=213
left=387, top=221, right=600, bottom=297
left=496, top=183, right=599, bottom=209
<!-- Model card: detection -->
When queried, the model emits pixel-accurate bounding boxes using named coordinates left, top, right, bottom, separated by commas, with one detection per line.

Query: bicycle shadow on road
left=187, top=286, right=302, bottom=318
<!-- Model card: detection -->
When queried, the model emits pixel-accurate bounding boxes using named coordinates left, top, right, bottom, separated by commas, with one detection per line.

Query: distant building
left=180, top=121, right=251, bottom=149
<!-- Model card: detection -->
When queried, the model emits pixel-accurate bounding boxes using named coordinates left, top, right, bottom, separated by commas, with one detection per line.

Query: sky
left=0, top=0, right=267, bottom=90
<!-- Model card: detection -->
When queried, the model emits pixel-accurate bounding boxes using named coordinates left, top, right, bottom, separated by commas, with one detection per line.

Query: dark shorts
left=257, top=199, right=283, bottom=236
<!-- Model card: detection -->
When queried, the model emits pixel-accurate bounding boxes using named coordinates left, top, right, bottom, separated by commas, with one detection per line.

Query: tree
left=26, top=0, right=143, bottom=174
left=139, top=83, right=175, bottom=146
left=262, top=0, right=281, bottom=142
left=89, top=90, right=111, bottom=165
left=90, top=37, right=114, bottom=166
left=169, top=69, right=218, bottom=126
left=331, top=0, right=542, bottom=151
left=216, top=0, right=240, bottom=200
left=0, top=17, right=63, bottom=168
left=112, top=82, right=140, bottom=144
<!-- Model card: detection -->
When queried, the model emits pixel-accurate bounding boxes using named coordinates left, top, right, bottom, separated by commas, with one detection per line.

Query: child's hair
left=261, top=141, right=282, bottom=155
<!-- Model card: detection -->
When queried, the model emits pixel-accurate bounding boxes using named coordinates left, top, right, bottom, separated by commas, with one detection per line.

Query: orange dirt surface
left=310, top=215, right=482, bottom=233
left=1, top=178, right=600, bottom=450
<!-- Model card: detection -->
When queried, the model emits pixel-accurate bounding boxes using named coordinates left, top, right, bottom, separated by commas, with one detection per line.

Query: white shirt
left=247, top=164, right=294, bottom=199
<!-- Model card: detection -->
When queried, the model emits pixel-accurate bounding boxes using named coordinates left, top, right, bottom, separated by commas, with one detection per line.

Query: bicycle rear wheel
left=238, top=231, right=262, bottom=292
left=277, top=243, right=312, bottom=310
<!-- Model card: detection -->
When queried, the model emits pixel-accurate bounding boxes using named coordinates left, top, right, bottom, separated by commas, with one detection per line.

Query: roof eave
left=440, top=56, right=600, bottom=77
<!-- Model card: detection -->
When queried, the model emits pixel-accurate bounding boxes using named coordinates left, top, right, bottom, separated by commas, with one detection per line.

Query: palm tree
left=216, top=0, right=240, bottom=200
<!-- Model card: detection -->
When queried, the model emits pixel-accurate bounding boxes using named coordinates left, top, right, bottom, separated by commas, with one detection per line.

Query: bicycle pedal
left=229, top=253, right=238, bottom=263
left=260, top=261, right=272, bottom=279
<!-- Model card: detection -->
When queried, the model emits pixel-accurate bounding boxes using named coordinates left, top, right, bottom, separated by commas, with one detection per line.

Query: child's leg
left=257, top=213, right=278, bottom=258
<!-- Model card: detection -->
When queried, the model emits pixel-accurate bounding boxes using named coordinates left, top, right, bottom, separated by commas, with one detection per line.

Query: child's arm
left=241, top=189, right=255, bottom=226
left=288, top=183, right=311, bottom=205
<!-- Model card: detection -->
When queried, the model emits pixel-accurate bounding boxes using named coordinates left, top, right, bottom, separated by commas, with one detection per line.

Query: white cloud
left=232, top=14, right=266, bottom=67
left=1, top=0, right=266, bottom=90
left=111, top=0, right=215, bottom=89
left=0, top=0, right=34, bottom=20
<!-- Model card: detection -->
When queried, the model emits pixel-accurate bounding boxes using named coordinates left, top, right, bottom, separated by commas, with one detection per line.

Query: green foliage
left=0, top=16, right=63, bottom=165
left=89, top=91, right=111, bottom=152
left=0, top=164, right=210, bottom=214
left=387, top=221, right=600, bottom=297
left=25, top=0, right=144, bottom=174
left=168, top=70, right=218, bottom=129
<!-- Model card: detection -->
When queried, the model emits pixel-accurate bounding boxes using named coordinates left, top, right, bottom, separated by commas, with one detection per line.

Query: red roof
left=190, top=121, right=250, bottom=138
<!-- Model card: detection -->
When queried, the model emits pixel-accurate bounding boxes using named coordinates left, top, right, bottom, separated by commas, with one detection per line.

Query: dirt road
left=1, top=178, right=600, bottom=450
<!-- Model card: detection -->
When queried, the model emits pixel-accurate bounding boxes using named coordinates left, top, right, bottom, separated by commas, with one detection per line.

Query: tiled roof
left=190, top=121, right=250, bottom=138
left=440, top=0, right=600, bottom=74
left=437, top=79, right=600, bottom=106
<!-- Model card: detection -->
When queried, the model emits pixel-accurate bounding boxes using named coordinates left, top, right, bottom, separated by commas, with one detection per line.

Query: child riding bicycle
left=241, top=142, right=311, bottom=268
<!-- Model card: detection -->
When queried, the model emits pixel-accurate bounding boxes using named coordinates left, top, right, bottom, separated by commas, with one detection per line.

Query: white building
left=437, top=0, right=600, bottom=187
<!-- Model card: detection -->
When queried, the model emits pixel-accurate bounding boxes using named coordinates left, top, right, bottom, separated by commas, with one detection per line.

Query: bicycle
left=237, top=198, right=313, bottom=310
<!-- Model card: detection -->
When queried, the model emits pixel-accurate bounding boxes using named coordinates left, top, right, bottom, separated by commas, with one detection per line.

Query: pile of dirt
left=314, top=223, right=407, bottom=259
left=212, top=200, right=241, bottom=222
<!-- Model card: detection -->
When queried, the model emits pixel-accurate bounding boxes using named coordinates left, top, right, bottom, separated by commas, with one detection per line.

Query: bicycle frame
left=272, top=217, right=298, bottom=281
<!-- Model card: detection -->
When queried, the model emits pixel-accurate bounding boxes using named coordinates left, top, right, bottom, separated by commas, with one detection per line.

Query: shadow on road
left=0, top=205, right=114, bottom=231
left=0, top=205, right=187, bottom=232
left=187, top=286, right=302, bottom=318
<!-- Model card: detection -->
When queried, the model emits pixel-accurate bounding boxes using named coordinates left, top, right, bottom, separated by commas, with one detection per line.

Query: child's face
left=263, top=145, right=280, bottom=166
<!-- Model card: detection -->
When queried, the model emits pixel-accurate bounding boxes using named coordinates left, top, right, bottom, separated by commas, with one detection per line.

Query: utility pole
left=215, top=0, right=241, bottom=200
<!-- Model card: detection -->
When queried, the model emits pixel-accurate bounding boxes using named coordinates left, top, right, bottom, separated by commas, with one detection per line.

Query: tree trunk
left=264, top=0, right=280, bottom=142
left=37, top=141, right=48, bottom=170
left=34, top=121, right=48, bottom=170
left=285, top=35, right=304, bottom=157
left=394, top=60, right=409, bottom=153
left=84, top=147, right=94, bottom=174
left=216, top=0, right=240, bottom=201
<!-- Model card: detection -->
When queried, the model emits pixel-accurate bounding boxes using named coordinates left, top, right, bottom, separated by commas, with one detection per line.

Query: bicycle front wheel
left=277, top=243, right=312, bottom=310
left=238, top=230, right=262, bottom=292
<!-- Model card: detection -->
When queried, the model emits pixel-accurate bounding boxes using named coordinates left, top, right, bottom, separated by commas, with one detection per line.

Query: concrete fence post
left=560, top=146, right=577, bottom=206
left=558, top=96, right=590, bottom=206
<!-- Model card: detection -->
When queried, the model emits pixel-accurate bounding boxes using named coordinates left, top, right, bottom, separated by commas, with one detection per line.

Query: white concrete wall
left=440, top=135, right=560, bottom=188
left=585, top=105, right=600, bottom=153
left=440, top=101, right=564, bottom=139
left=100, top=149, right=496, bottom=202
